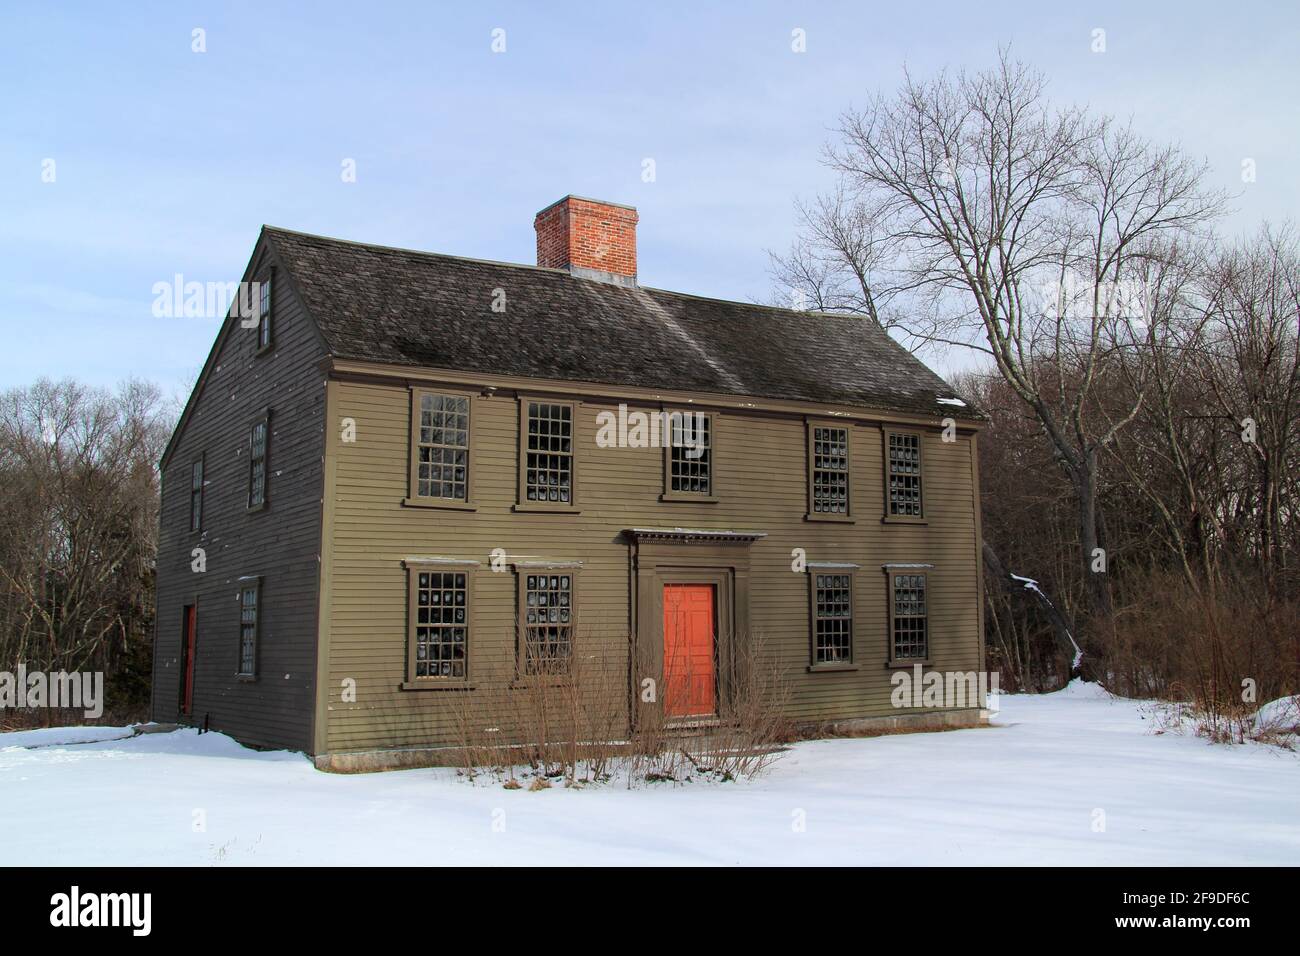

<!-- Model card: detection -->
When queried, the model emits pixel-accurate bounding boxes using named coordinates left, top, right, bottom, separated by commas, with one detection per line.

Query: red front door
left=181, top=605, right=196, bottom=716
left=663, top=584, right=716, bottom=718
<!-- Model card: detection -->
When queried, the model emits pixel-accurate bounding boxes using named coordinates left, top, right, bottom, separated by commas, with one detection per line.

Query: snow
left=2, top=683, right=1297, bottom=865
left=1253, top=696, right=1300, bottom=735
left=936, top=397, right=968, bottom=407
left=0, top=725, right=137, bottom=749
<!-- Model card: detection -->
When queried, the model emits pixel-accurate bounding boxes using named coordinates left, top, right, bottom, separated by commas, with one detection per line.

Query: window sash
left=408, top=568, right=469, bottom=680
left=413, top=392, right=470, bottom=501
left=522, top=400, right=574, bottom=506
left=811, top=571, right=854, bottom=665
left=189, top=457, right=203, bottom=532
left=519, top=571, right=575, bottom=675
left=248, top=418, right=268, bottom=509
left=890, top=572, right=929, bottom=661
left=237, top=581, right=259, bottom=676
left=886, top=430, right=923, bottom=518
left=257, top=274, right=272, bottom=349
left=810, top=425, right=850, bottom=516
left=667, top=412, right=712, bottom=496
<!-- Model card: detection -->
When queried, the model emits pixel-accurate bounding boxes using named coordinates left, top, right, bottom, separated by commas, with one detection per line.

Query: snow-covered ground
left=2, top=681, right=1297, bottom=865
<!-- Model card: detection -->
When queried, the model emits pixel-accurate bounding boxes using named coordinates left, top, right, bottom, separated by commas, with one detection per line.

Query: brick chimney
left=535, top=195, right=638, bottom=286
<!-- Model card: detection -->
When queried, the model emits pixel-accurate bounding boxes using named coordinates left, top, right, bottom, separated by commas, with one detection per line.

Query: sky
left=1, top=1, right=1297, bottom=400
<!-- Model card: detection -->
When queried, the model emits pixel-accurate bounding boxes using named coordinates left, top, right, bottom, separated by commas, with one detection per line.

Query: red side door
left=181, top=605, right=196, bottom=716
left=662, top=584, right=716, bottom=718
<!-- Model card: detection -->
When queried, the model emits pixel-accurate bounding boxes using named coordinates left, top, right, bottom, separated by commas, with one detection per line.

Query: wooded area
left=772, top=53, right=1299, bottom=713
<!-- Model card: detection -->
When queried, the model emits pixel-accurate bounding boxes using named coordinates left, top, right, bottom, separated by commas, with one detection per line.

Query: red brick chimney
left=535, top=195, right=638, bottom=286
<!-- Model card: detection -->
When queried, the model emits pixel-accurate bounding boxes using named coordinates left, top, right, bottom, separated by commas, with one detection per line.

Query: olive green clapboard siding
left=321, top=379, right=981, bottom=753
left=151, top=239, right=327, bottom=752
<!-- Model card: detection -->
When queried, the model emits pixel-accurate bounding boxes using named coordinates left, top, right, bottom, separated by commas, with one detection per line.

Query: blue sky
left=1, top=1, right=1297, bottom=398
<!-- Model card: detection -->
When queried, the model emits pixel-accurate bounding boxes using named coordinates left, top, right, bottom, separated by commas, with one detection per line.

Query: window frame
left=404, top=387, right=477, bottom=511
left=807, top=564, right=859, bottom=672
left=515, top=397, right=580, bottom=513
left=189, top=454, right=205, bottom=534
left=255, top=268, right=274, bottom=354
left=885, top=566, right=931, bottom=666
left=247, top=410, right=270, bottom=512
left=514, top=565, right=580, bottom=678
left=236, top=576, right=261, bottom=679
left=805, top=418, right=854, bottom=522
left=882, top=426, right=926, bottom=523
left=660, top=408, right=719, bottom=503
left=403, top=561, right=475, bottom=689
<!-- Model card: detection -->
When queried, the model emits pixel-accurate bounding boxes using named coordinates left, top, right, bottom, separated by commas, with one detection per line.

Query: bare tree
left=773, top=51, right=1225, bottom=639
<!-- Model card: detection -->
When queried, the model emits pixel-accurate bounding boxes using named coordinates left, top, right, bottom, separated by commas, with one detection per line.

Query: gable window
left=256, top=271, right=273, bottom=352
left=407, top=390, right=473, bottom=507
left=663, top=411, right=715, bottom=501
left=889, top=570, right=929, bottom=662
left=519, top=400, right=576, bottom=509
left=248, top=414, right=269, bottom=510
left=519, top=570, right=575, bottom=675
left=237, top=578, right=260, bottom=677
left=408, top=567, right=470, bottom=681
left=809, top=568, right=855, bottom=667
left=807, top=423, right=851, bottom=520
left=885, top=429, right=924, bottom=519
left=189, top=456, right=204, bottom=533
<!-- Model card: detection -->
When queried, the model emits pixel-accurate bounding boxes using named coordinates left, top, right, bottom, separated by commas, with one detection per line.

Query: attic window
left=256, top=271, right=273, bottom=352
left=519, top=400, right=576, bottom=509
left=885, top=429, right=923, bottom=519
left=189, top=455, right=204, bottom=533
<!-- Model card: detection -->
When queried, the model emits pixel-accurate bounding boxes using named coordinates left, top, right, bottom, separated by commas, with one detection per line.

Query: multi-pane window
left=248, top=417, right=268, bottom=509
left=891, top=572, right=929, bottom=660
left=412, top=570, right=468, bottom=679
left=257, top=273, right=272, bottom=350
left=887, top=431, right=923, bottom=517
left=524, top=402, right=573, bottom=504
left=522, top=572, right=573, bottom=674
left=811, top=426, right=850, bottom=516
left=415, top=394, right=469, bottom=500
left=238, top=581, right=259, bottom=676
left=189, top=457, right=204, bottom=532
left=668, top=413, right=712, bottom=496
left=812, top=572, right=853, bottom=665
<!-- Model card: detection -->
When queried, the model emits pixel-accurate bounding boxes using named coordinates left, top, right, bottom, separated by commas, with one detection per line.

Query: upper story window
left=663, top=411, right=715, bottom=500
left=248, top=414, right=269, bottom=510
left=810, top=569, right=854, bottom=666
left=409, top=391, right=471, bottom=505
left=237, top=578, right=260, bottom=677
left=885, top=429, right=924, bottom=519
left=889, top=570, right=929, bottom=662
left=409, top=567, right=470, bottom=681
left=256, top=271, right=273, bottom=351
left=519, top=400, right=575, bottom=509
left=808, top=423, right=851, bottom=520
left=520, top=570, right=575, bottom=675
left=189, top=456, right=204, bottom=533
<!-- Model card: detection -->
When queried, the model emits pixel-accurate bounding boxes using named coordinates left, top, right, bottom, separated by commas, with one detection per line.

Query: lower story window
left=412, top=570, right=468, bottom=679
left=522, top=572, right=573, bottom=675
left=812, top=572, right=853, bottom=664
left=238, top=580, right=260, bottom=676
left=891, top=572, right=929, bottom=661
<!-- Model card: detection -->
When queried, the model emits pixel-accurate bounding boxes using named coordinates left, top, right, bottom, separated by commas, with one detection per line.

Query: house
left=151, top=195, right=987, bottom=771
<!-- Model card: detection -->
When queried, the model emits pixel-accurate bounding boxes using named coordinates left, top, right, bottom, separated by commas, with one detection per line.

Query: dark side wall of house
left=151, top=237, right=326, bottom=751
